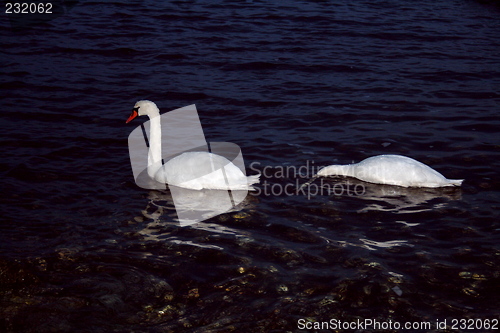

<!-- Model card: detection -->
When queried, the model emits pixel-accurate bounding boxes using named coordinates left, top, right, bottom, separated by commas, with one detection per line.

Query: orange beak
left=126, top=110, right=138, bottom=123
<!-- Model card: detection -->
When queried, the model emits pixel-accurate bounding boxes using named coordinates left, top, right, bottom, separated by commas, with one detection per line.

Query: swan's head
left=126, top=100, right=160, bottom=123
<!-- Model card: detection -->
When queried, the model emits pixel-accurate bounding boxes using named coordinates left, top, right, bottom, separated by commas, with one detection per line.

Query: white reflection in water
left=137, top=188, right=255, bottom=242
left=338, top=238, right=412, bottom=251
left=359, top=238, right=412, bottom=250
left=321, top=177, right=462, bottom=213
left=395, top=220, right=420, bottom=227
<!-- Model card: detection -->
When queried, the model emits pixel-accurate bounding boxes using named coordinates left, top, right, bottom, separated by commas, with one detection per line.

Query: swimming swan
left=316, top=154, right=463, bottom=188
left=126, top=100, right=260, bottom=190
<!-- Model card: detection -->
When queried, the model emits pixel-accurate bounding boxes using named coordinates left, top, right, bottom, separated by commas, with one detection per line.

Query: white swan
left=126, top=100, right=260, bottom=190
left=317, top=154, right=463, bottom=188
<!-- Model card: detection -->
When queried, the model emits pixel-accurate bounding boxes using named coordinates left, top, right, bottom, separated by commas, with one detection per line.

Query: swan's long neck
left=147, top=113, right=163, bottom=180
left=317, top=164, right=354, bottom=177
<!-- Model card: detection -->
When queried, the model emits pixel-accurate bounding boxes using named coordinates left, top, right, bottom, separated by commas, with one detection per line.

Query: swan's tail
left=317, top=165, right=352, bottom=177
left=301, top=164, right=352, bottom=190
left=246, top=173, right=261, bottom=191
left=447, top=179, right=464, bottom=186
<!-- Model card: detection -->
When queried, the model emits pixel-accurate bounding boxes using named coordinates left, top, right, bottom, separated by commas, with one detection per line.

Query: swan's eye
left=133, top=106, right=140, bottom=112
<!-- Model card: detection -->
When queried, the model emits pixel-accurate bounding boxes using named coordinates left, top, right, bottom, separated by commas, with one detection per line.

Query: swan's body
left=317, top=155, right=463, bottom=188
left=159, top=151, right=259, bottom=190
left=126, top=100, right=259, bottom=190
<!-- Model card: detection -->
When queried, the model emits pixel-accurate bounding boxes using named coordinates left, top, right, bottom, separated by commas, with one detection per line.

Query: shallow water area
left=1, top=1, right=500, bottom=332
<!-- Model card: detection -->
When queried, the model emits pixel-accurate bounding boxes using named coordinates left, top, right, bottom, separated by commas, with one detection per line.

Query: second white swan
left=317, top=154, right=463, bottom=188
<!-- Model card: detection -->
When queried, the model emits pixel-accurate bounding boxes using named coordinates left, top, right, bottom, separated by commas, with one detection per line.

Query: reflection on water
left=359, top=238, right=411, bottom=250
left=318, top=177, right=463, bottom=214
left=140, top=188, right=258, bottom=230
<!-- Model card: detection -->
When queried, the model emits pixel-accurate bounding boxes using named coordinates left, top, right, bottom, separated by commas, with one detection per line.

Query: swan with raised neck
left=126, top=100, right=260, bottom=190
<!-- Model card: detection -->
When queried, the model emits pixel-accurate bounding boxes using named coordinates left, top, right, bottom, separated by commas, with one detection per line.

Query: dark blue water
left=1, top=1, right=499, bottom=332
